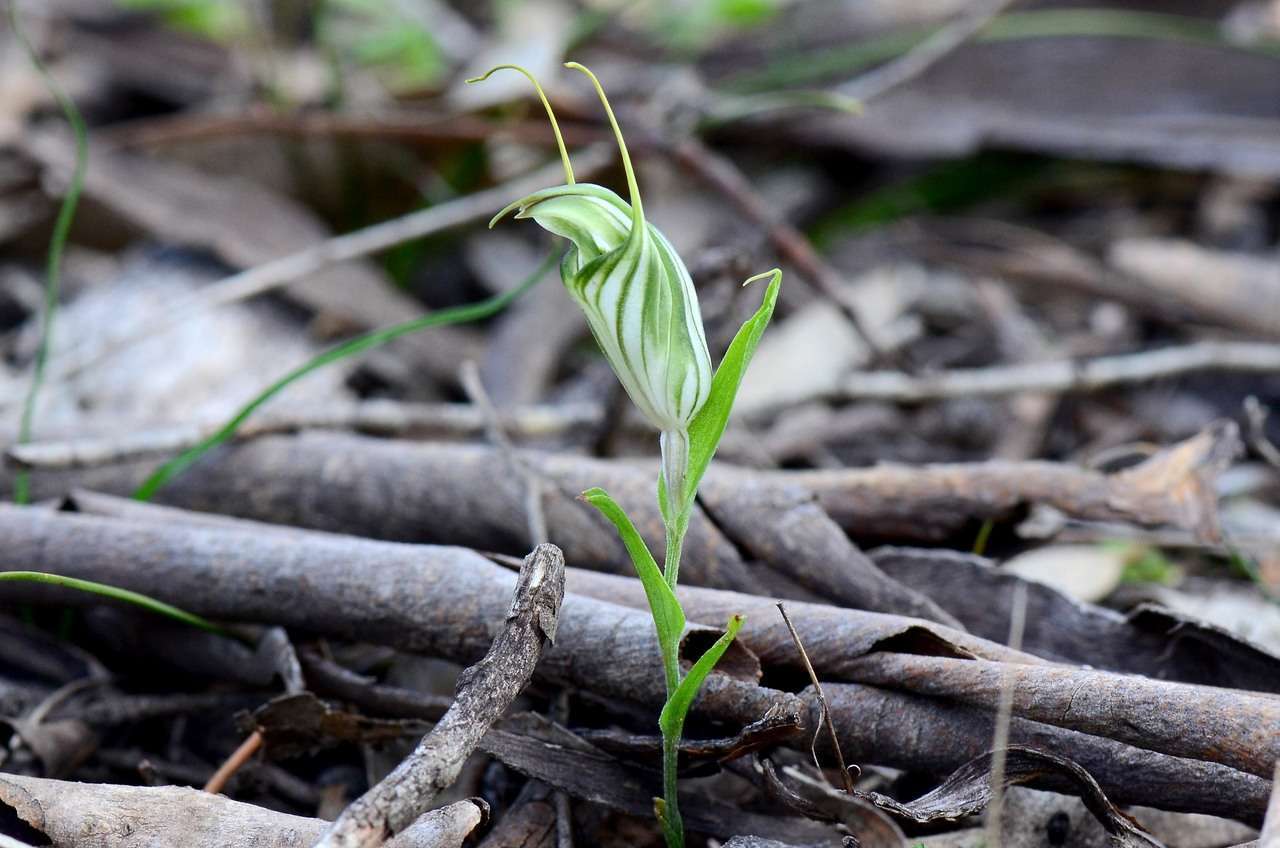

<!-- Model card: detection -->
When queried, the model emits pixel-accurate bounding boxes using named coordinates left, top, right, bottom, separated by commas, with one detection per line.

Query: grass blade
left=0, top=571, right=228, bottom=636
left=10, top=3, right=89, bottom=504
left=133, top=250, right=558, bottom=501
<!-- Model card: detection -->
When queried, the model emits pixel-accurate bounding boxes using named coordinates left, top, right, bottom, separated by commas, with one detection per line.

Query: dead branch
left=0, top=773, right=485, bottom=848
left=779, top=420, right=1240, bottom=542
left=869, top=546, right=1280, bottom=697
left=697, top=472, right=962, bottom=626
left=666, top=138, right=886, bottom=362
left=0, top=505, right=1270, bottom=822
left=797, top=680, right=1271, bottom=826
left=842, top=653, right=1280, bottom=778
left=1109, top=238, right=1280, bottom=339
left=106, top=107, right=607, bottom=150
left=5, top=400, right=602, bottom=471
left=8, top=424, right=1241, bottom=572
left=837, top=341, right=1280, bottom=401
left=316, top=544, right=564, bottom=848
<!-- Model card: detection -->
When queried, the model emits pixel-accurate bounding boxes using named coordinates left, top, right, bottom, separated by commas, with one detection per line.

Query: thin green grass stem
left=0, top=571, right=229, bottom=637
left=10, top=3, right=88, bottom=504
left=132, top=251, right=558, bottom=501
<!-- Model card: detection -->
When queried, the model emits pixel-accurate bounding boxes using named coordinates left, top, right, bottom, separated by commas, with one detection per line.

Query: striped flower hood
left=492, top=181, right=713, bottom=433
left=476, top=62, right=713, bottom=436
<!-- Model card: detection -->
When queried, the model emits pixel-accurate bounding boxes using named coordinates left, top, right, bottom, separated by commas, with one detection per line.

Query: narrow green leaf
left=0, top=571, right=230, bottom=637
left=132, top=251, right=558, bottom=501
left=581, top=488, right=686, bottom=674
left=658, top=613, right=744, bottom=740
left=678, top=270, right=782, bottom=512
left=10, top=4, right=88, bottom=504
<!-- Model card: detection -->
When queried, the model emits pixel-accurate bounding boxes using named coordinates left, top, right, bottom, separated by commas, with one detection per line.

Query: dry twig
left=48, top=146, right=613, bottom=382
left=4, top=400, right=603, bottom=471
left=776, top=602, right=853, bottom=793
left=839, top=0, right=1018, bottom=102
left=460, top=361, right=548, bottom=546
left=665, top=138, right=886, bottom=362
left=0, top=773, right=484, bottom=848
left=315, top=544, right=565, bottom=848
left=839, top=341, right=1280, bottom=401
left=203, top=730, right=263, bottom=795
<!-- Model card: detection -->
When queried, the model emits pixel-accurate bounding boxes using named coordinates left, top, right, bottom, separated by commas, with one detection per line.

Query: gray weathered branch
left=0, top=774, right=484, bottom=848
left=315, top=544, right=565, bottom=848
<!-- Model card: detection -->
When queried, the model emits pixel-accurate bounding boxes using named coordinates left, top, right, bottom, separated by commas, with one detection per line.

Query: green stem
left=660, top=732, right=685, bottom=848
left=132, top=251, right=557, bottom=501
left=659, top=508, right=688, bottom=847
left=0, top=571, right=231, bottom=637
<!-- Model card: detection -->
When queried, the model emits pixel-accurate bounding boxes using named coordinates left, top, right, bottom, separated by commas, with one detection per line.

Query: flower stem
left=660, top=731, right=685, bottom=848
left=660, top=491, right=688, bottom=847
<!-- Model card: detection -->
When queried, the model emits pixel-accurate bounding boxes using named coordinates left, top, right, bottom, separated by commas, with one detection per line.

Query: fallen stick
left=315, top=544, right=564, bottom=848
left=8, top=421, right=1240, bottom=564
left=5, top=400, right=603, bottom=471
left=870, top=546, right=1280, bottom=694
left=1109, top=238, right=1280, bottom=339
left=837, top=341, right=1280, bottom=401
left=0, top=774, right=485, bottom=848
left=842, top=652, right=1280, bottom=778
left=0, top=506, right=1269, bottom=822
left=43, top=145, right=614, bottom=383
left=789, top=680, right=1272, bottom=827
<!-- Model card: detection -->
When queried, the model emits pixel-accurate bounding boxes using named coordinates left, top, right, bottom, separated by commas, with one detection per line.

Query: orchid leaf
left=581, top=488, right=686, bottom=684
left=658, top=614, right=744, bottom=741
left=667, top=270, right=781, bottom=516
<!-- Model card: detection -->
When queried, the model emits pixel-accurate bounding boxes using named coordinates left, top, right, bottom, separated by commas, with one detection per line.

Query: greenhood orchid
left=476, top=63, right=713, bottom=519
left=470, top=62, right=781, bottom=848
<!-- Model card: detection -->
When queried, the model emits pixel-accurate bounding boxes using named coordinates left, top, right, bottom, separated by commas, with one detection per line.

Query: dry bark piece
left=476, top=715, right=838, bottom=843
left=0, top=773, right=484, bottom=848
left=848, top=747, right=1164, bottom=847
left=842, top=652, right=1280, bottom=778
left=755, top=758, right=907, bottom=848
left=870, top=546, right=1280, bottom=693
left=298, top=649, right=453, bottom=722
left=797, top=681, right=1272, bottom=826
left=316, top=543, right=565, bottom=848
left=248, top=692, right=430, bottom=759
left=474, top=782, right=557, bottom=848
left=576, top=701, right=804, bottom=768
left=1108, top=238, right=1280, bottom=338
left=695, top=474, right=962, bottom=626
